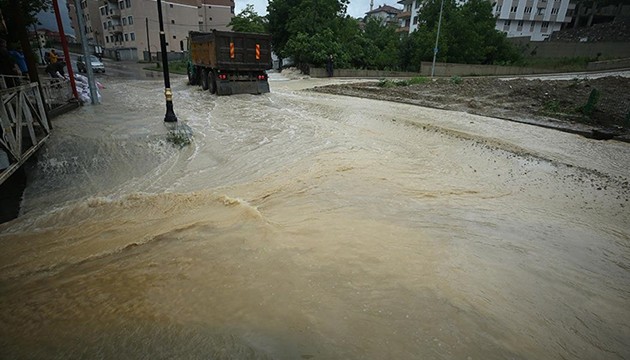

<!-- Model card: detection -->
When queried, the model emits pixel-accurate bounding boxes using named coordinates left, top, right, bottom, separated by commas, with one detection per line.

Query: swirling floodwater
left=1, top=73, right=629, bottom=360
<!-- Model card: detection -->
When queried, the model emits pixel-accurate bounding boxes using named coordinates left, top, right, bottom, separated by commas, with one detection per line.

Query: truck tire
left=209, top=71, right=217, bottom=94
left=201, top=68, right=209, bottom=90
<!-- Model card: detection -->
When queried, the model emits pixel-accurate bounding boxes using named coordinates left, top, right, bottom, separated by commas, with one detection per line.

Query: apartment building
left=366, top=5, right=402, bottom=27
left=68, top=0, right=234, bottom=60
left=67, top=0, right=103, bottom=46
left=493, top=0, right=575, bottom=41
left=395, top=0, right=574, bottom=41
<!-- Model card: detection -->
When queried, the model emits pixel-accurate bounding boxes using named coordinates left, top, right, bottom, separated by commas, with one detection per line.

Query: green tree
left=267, top=0, right=348, bottom=64
left=362, top=17, right=400, bottom=70
left=228, top=4, right=267, bottom=33
left=0, top=0, right=51, bottom=43
left=412, top=0, right=520, bottom=65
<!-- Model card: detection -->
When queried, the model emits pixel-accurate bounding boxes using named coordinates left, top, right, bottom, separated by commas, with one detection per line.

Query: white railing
left=40, top=77, right=74, bottom=110
left=0, top=80, right=50, bottom=184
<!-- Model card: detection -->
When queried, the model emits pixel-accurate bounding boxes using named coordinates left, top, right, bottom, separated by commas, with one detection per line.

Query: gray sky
left=235, top=0, right=376, bottom=19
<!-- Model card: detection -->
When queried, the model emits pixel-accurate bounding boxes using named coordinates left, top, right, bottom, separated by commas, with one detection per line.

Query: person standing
left=0, top=38, right=20, bottom=87
left=48, top=49, right=59, bottom=64
left=8, top=45, right=27, bottom=74
left=326, top=54, right=334, bottom=77
left=45, top=60, right=66, bottom=78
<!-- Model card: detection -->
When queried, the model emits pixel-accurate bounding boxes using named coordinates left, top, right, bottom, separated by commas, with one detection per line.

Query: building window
left=100, top=7, right=105, bottom=15
left=541, top=21, right=549, bottom=28
left=171, top=20, right=175, bottom=24
left=119, top=1, right=124, bottom=9
left=124, top=33, right=129, bottom=41
left=524, top=6, right=532, bottom=13
left=126, top=0, right=131, bottom=7
left=169, top=4, right=173, bottom=8
left=173, top=35, right=176, bottom=39
left=106, top=36, right=109, bottom=43
left=130, top=33, right=135, bottom=41
left=128, top=16, right=133, bottom=24
left=537, top=7, right=544, bottom=15
left=415, top=1, right=420, bottom=9
left=518, top=20, right=524, bottom=27
left=231, top=6, right=234, bottom=13
left=551, top=8, right=559, bottom=15
left=496, top=5, right=502, bottom=12
left=511, top=6, right=517, bottom=12
left=122, top=18, right=127, bottom=25
left=413, top=16, right=418, bottom=25
left=103, top=22, right=107, bottom=30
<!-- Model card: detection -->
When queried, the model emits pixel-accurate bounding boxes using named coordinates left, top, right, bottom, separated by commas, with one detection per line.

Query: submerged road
left=0, top=72, right=629, bottom=359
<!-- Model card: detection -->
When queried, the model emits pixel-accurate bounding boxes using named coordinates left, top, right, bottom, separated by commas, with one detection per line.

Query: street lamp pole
left=146, top=17, right=151, bottom=61
left=431, top=0, right=445, bottom=78
left=156, top=0, right=177, bottom=122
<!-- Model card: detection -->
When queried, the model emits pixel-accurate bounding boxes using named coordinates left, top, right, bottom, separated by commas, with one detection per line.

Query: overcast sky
left=235, top=0, right=377, bottom=19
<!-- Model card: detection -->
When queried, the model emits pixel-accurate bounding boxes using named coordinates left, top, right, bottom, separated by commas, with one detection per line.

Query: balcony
left=107, top=24, right=123, bottom=34
left=397, top=11, right=411, bottom=19
left=396, top=26, right=410, bottom=33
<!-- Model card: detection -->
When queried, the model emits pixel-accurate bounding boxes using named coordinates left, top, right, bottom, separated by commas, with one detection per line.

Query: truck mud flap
left=216, top=81, right=270, bottom=96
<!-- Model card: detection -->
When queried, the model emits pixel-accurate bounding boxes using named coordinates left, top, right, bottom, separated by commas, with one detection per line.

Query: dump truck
left=187, top=30, right=272, bottom=95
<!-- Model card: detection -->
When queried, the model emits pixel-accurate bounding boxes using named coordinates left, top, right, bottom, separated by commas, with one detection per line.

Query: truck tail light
left=257, top=74, right=267, bottom=80
left=218, top=74, right=227, bottom=80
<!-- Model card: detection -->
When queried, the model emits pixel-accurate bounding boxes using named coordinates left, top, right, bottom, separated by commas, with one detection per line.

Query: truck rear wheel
left=201, top=68, right=210, bottom=90
left=209, top=71, right=217, bottom=94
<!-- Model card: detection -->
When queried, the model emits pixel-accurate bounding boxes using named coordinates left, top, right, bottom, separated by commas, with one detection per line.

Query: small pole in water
left=156, top=0, right=177, bottom=123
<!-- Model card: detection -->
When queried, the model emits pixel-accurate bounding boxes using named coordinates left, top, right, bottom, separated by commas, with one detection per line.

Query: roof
left=366, top=5, right=402, bottom=15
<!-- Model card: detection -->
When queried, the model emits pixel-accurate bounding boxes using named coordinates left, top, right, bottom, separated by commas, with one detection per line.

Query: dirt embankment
left=310, top=76, right=630, bottom=141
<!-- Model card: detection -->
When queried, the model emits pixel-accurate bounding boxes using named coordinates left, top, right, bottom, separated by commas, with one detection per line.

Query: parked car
left=77, top=55, right=105, bottom=73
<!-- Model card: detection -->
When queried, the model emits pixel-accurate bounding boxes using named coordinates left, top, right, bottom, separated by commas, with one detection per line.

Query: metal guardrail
left=0, top=80, right=51, bottom=185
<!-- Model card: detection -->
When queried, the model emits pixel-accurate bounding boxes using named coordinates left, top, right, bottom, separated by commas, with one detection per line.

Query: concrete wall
left=310, top=68, right=422, bottom=78
left=510, top=37, right=630, bottom=58
left=586, top=58, right=630, bottom=71
left=418, top=62, right=557, bottom=77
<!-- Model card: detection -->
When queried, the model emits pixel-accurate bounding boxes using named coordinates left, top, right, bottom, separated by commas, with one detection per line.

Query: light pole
left=146, top=17, right=151, bottom=61
left=156, top=0, right=177, bottom=122
left=431, top=0, right=445, bottom=78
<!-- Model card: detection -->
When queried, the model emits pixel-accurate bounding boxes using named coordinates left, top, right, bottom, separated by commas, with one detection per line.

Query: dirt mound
left=311, top=76, right=630, bottom=141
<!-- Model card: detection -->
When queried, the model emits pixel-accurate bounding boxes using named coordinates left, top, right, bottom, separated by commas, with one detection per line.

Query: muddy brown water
left=1, top=73, right=629, bottom=359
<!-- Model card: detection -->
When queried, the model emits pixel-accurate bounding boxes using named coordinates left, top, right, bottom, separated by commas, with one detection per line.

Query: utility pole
left=431, top=0, right=445, bottom=78
left=73, top=0, right=99, bottom=104
left=146, top=17, right=151, bottom=61
left=52, top=0, right=79, bottom=99
left=156, top=0, right=177, bottom=122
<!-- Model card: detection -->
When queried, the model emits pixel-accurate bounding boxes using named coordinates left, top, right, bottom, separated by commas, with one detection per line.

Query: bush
left=450, top=76, right=463, bottom=84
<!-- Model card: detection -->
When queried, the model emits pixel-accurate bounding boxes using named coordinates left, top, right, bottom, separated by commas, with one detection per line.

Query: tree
left=0, top=0, right=50, bottom=42
left=267, top=0, right=348, bottom=63
left=412, top=0, right=520, bottom=65
left=228, top=5, right=267, bottom=33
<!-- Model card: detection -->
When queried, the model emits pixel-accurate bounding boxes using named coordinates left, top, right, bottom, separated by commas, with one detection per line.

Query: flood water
left=1, top=73, right=629, bottom=359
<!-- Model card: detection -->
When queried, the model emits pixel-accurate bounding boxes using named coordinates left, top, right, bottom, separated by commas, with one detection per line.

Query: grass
left=378, top=76, right=429, bottom=88
left=542, top=100, right=561, bottom=114
left=143, top=60, right=188, bottom=75
left=450, top=76, right=463, bottom=85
